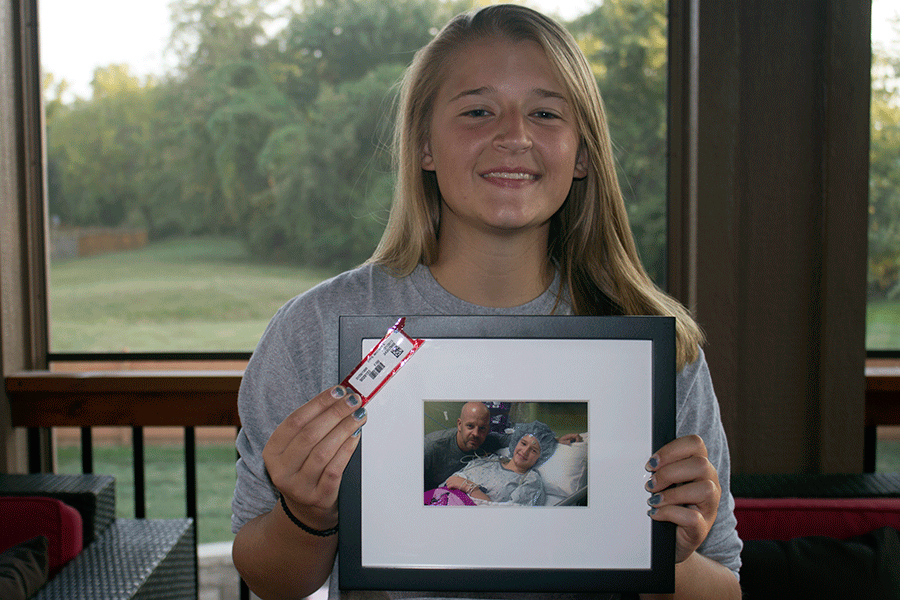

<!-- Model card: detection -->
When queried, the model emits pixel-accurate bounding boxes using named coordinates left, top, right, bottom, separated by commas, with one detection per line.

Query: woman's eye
left=463, top=109, right=490, bottom=118
left=533, top=110, right=560, bottom=119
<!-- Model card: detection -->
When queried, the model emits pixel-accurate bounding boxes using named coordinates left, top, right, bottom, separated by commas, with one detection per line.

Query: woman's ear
left=421, top=141, right=436, bottom=171
left=573, top=146, right=588, bottom=180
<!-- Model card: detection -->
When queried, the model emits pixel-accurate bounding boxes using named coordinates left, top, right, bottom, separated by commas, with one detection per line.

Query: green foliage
left=275, top=0, right=455, bottom=105
left=44, top=0, right=673, bottom=278
left=568, top=0, right=668, bottom=284
left=46, top=65, right=158, bottom=227
left=869, top=23, right=900, bottom=302
left=249, top=63, right=403, bottom=267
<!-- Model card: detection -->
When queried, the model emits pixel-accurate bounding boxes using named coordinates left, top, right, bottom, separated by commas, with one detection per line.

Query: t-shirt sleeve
left=676, top=348, right=743, bottom=579
left=231, top=298, right=333, bottom=534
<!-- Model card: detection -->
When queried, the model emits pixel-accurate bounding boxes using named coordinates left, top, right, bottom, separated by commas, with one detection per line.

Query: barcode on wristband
left=341, top=317, right=424, bottom=405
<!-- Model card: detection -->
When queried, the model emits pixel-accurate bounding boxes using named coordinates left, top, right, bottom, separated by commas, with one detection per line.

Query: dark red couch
left=732, top=473, right=900, bottom=599
left=735, top=496, right=900, bottom=540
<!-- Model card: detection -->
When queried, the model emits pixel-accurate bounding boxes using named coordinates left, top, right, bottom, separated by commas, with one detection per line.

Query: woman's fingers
left=444, top=476, right=466, bottom=491
left=646, top=455, right=716, bottom=496
left=647, top=504, right=710, bottom=563
left=280, top=424, right=364, bottom=529
left=645, top=434, right=721, bottom=563
left=263, top=385, right=368, bottom=526
left=267, top=386, right=358, bottom=458
left=646, top=478, right=720, bottom=512
left=647, top=434, right=708, bottom=469
left=290, top=403, right=367, bottom=498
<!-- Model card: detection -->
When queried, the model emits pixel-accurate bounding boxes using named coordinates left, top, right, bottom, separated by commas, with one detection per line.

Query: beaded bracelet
left=279, top=493, right=339, bottom=537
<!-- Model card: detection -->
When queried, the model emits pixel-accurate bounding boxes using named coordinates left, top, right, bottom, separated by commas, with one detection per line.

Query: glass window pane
left=869, top=0, right=900, bottom=351
left=40, top=0, right=668, bottom=353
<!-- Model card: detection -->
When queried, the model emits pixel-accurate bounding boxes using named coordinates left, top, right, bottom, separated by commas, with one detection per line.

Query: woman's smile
left=480, top=167, right=540, bottom=187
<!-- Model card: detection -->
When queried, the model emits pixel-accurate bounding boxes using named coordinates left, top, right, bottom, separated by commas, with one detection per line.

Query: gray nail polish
left=648, top=493, right=662, bottom=506
left=331, top=386, right=347, bottom=399
left=346, top=393, right=361, bottom=408
left=353, top=406, right=366, bottom=421
left=352, top=427, right=362, bottom=438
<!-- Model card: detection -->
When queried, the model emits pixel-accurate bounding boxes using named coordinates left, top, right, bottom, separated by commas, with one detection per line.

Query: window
left=868, top=0, right=900, bottom=352
left=39, top=0, right=669, bottom=355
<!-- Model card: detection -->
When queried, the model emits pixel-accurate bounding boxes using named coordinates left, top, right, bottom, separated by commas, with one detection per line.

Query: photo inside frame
left=423, top=400, right=589, bottom=508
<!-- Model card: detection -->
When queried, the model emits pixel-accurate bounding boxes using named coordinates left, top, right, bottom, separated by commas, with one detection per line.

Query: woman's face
left=512, top=434, right=542, bottom=471
left=421, top=36, right=586, bottom=241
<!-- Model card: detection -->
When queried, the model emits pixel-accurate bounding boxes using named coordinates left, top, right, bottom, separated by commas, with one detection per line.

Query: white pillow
left=537, top=433, right=588, bottom=498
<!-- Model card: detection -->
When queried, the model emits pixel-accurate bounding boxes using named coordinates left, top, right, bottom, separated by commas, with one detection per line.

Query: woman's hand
left=444, top=475, right=490, bottom=501
left=262, top=385, right=367, bottom=532
left=644, top=434, right=721, bottom=564
left=443, top=475, right=469, bottom=491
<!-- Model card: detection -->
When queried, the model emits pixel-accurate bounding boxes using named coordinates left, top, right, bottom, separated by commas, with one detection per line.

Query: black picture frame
left=338, top=315, right=676, bottom=594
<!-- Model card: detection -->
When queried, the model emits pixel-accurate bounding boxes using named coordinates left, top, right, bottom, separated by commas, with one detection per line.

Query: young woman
left=442, top=421, right=558, bottom=506
left=231, top=5, right=741, bottom=599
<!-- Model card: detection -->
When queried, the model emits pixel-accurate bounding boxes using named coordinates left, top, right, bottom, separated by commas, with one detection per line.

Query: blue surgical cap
left=509, top=420, right=558, bottom=468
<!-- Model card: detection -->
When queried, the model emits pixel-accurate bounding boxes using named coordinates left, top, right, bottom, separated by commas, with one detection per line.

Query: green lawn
left=49, top=237, right=339, bottom=352
left=877, top=438, right=900, bottom=473
left=57, top=442, right=238, bottom=544
left=867, top=299, right=900, bottom=350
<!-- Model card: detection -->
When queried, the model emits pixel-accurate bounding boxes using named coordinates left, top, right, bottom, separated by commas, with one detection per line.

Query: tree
left=243, top=0, right=459, bottom=267
left=45, top=65, right=157, bottom=228
left=274, top=0, right=457, bottom=105
left=869, top=21, right=900, bottom=300
left=43, top=0, right=672, bottom=278
left=249, top=63, right=404, bottom=267
left=567, top=0, right=668, bottom=285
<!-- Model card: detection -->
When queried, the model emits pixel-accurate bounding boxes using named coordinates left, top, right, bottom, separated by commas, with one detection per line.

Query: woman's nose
left=494, top=112, right=532, bottom=152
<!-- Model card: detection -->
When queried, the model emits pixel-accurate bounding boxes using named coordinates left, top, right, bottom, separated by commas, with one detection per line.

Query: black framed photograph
left=338, top=315, right=676, bottom=594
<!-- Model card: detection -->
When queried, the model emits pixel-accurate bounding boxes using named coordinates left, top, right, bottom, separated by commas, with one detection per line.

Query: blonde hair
left=369, top=4, right=703, bottom=369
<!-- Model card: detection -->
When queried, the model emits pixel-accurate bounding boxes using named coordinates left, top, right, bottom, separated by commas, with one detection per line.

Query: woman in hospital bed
left=441, top=421, right=558, bottom=506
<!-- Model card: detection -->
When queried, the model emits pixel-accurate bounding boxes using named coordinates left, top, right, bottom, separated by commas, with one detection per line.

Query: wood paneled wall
left=669, top=0, right=871, bottom=473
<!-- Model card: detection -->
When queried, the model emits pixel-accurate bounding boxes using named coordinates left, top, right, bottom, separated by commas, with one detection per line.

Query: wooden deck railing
left=865, top=360, right=900, bottom=425
left=8, top=361, right=900, bottom=430
left=7, top=362, right=900, bottom=471
left=6, top=371, right=242, bottom=427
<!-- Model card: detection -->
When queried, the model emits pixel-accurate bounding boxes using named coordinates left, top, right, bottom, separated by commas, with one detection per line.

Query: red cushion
left=0, top=496, right=83, bottom=577
left=735, top=497, right=900, bottom=541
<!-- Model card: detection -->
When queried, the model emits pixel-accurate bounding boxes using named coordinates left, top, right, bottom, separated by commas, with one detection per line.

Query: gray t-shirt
left=232, top=263, right=742, bottom=599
